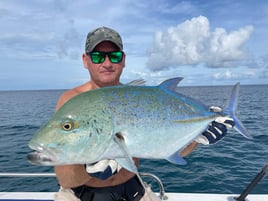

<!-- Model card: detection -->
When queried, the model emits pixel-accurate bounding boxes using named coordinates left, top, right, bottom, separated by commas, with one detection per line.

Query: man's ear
left=82, top=53, right=89, bottom=69
left=122, top=53, right=126, bottom=68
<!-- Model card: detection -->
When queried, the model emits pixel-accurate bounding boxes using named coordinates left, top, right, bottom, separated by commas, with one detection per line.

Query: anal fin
left=167, top=150, right=187, bottom=165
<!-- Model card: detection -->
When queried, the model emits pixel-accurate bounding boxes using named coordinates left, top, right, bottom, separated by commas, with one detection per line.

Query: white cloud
left=147, top=16, right=254, bottom=71
left=213, top=69, right=236, bottom=80
left=212, top=69, right=256, bottom=80
left=0, top=32, right=57, bottom=59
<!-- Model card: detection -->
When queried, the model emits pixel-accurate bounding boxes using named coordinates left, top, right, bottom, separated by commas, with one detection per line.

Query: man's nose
left=102, top=55, right=112, bottom=66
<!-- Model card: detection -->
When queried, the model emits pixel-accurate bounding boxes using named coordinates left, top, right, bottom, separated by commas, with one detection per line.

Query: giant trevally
left=27, top=77, right=251, bottom=172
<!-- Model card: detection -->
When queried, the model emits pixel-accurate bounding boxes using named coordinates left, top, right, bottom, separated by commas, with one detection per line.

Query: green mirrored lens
left=89, top=51, right=123, bottom=64
left=109, top=52, right=123, bottom=63
left=90, top=52, right=105, bottom=63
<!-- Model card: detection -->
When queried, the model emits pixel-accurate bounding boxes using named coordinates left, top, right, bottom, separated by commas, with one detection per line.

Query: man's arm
left=180, top=141, right=199, bottom=157
left=55, top=165, right=91, bottom=188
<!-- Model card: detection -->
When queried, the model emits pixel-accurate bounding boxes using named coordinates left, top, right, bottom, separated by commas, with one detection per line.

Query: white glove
left=195, top=116, right=235, bottom=145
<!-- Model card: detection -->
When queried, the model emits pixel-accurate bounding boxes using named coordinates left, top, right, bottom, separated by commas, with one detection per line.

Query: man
left=54, top=26, right=234, bottom=201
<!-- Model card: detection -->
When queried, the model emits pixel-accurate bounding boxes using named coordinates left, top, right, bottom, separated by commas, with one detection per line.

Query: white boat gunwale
left=0, top=164, right=267, bottom=201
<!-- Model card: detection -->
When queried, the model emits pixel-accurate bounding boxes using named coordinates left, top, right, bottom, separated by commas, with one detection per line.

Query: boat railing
left=0, top=173, right=56, bottom=177
left=140, top=172, right=168, bottom=200
left=1, top=164, right=267, bottom=201
left=0, top=172, right=168, bottom=200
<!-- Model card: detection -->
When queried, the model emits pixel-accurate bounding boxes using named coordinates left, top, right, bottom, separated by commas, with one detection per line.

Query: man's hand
left=195, top=116, right=235, bottom=145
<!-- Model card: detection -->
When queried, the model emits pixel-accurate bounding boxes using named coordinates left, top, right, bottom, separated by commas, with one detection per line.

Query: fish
left=27, top=77, right=251, bottom=173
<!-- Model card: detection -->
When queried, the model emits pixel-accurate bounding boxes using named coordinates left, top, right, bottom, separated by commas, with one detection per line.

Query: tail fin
left=223, top=83, right=252, bottom=139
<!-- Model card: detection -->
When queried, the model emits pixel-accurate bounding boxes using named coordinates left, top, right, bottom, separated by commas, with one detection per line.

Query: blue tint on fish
left=28, top=77, right=251, bottom=172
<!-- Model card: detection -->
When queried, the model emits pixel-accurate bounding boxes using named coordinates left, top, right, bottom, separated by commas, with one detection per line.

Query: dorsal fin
left=159, top=77, right=183, bottom=91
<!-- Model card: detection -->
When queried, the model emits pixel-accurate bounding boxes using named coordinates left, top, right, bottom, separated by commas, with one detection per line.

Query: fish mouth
left=27, top=143, right=58, bottom=165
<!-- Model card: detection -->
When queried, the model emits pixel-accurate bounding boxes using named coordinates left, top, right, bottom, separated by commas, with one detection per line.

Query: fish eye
left=62, top=122, right=73, bottom=131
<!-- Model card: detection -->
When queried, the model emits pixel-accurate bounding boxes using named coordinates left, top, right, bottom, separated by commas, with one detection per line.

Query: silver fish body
left=28, top=77, right=250, bottom=169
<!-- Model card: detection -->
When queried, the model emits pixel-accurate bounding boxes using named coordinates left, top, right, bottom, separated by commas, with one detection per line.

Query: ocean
left=0, top=85, right=267, bottom=194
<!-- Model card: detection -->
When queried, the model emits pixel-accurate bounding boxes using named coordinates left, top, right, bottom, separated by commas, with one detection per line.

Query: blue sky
left=1, top=0, right=268, bottom=90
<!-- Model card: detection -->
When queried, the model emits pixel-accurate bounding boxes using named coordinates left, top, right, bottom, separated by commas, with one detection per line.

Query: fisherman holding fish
left=49, top=27, right=235, bottom=201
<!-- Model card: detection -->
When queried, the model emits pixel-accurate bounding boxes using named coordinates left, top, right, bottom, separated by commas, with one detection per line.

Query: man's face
left=83, top=41, right=125, bottom=88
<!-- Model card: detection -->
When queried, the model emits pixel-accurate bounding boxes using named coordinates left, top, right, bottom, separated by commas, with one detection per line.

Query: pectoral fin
left=114, top=133, right=154, bottom=199
left=113, top=132, right=138, bottom=174
left=115, top=158, right=137, bottom=173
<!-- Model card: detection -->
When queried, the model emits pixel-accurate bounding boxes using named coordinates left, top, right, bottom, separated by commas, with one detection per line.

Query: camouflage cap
left=85, top=26, right=123, bottom=53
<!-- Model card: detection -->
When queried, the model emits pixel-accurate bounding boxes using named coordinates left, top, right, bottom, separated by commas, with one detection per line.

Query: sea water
left=0, top=85, right=267, bottom=193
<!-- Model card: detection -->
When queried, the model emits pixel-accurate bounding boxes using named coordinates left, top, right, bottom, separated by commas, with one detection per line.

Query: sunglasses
left=88, top=51, right=124, bottom=64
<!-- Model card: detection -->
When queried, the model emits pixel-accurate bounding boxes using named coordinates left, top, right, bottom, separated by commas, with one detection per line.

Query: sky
left=1, top=0, right=268, bottom=90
